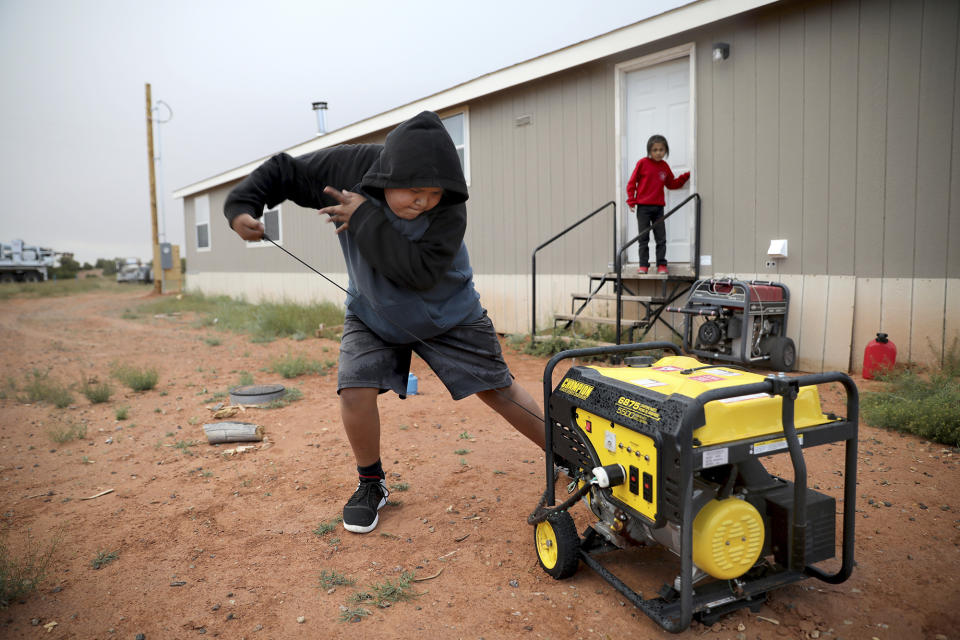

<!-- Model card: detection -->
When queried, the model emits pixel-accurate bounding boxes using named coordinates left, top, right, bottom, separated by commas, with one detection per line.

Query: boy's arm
left=223, top=146, right=381, bottom=227
left=348, top=203, right=466, bottom=291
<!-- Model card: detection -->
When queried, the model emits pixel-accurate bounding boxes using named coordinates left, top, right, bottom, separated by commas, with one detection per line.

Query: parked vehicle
left=0, top=239, right=57, bottom=282
left=115, top=258, right=153, bottom=284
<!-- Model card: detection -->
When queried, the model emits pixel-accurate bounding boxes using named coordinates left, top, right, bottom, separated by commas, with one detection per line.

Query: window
left=247, top=206, right=282, bottom=247
left=195, top=194, right=211, bottom=251
left=441, top=110, right=470, bottom=185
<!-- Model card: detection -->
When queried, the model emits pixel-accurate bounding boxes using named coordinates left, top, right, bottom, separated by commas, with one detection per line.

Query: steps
left=553, top=270, right=695, bottom=343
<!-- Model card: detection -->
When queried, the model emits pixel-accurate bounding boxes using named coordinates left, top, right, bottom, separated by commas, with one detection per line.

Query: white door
left=622, top=56, right=692, bottom=265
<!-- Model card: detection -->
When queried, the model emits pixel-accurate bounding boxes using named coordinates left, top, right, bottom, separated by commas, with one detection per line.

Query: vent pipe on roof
left=312, top=101, right=328, bottom=135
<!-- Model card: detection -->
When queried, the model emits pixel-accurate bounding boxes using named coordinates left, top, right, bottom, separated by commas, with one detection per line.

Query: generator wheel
left=534, top=511, right=580, bottom=579
left=766, top=336, right=796, bottom=372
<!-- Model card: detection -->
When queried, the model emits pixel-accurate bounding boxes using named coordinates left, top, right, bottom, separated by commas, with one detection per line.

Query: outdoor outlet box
left=764, top=259, right=778, bottom=269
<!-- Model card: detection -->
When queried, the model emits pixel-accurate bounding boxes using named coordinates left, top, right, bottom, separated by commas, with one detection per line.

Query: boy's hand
left=319, top=186, right=366, bottom=234
left=231, top=214, right=264, bottom=241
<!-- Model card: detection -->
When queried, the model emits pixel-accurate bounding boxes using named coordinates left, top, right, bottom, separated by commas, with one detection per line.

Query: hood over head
left=361, top=111, right=468, bottom=206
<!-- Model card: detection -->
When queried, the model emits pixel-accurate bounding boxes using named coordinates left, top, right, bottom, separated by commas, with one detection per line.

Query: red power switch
left=629, top=466, right=639, bottom=494
left=642, top=472, right=653, bottom=502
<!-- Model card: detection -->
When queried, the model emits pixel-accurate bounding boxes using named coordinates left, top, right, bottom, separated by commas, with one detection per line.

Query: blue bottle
left=406, top=372, right=418, bottom=395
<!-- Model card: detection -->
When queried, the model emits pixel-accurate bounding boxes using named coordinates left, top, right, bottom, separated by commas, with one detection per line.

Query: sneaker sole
left=343, top=495, right=387, bottom=534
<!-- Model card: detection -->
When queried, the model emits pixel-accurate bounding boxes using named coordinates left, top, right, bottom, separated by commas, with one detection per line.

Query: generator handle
left=542, top=342, right=682, bottom=506
left=790, top=372, right=859, bottom=584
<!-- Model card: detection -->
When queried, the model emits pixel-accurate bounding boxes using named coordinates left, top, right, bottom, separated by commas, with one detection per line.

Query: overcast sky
left=0, top=0, right=686, bottom=264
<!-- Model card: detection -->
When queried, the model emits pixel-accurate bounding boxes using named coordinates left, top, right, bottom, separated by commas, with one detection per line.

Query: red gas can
left=863, top=332, right=897, bottom=379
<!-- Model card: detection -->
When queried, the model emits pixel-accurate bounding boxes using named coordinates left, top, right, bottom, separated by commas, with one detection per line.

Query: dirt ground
left=0, top=287, right=958, bottom=640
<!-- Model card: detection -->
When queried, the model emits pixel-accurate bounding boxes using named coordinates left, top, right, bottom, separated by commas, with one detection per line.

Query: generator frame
left=540, top=343, right=858, bottom=633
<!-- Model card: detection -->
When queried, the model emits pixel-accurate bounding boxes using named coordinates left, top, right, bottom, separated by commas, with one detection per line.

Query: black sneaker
left=343, top=479, right=389, bottom=533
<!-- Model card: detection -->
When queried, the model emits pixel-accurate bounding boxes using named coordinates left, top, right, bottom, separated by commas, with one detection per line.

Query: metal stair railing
left=530, top=201, right=616, bottom=341
left=615, top=193, right=701, bottom=344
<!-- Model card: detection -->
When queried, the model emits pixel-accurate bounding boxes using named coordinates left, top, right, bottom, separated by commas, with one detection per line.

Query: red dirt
left=0, top=288, right=957, bottom=640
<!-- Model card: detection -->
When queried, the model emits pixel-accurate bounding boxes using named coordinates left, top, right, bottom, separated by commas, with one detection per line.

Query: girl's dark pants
left=636, top=204, right=667, bottom=267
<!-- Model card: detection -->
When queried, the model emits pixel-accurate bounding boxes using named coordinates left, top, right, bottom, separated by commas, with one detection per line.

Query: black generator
left=669, top=279, right=795, bottom=371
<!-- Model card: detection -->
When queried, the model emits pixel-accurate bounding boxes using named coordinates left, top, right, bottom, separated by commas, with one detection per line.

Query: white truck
left=0, top=239, right=57, bottom=282
left=115, top=258, right=153, bottom=284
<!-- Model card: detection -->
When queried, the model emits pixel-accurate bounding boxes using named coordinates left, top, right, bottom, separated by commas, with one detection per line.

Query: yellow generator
left=531, top=343, right=857, bottom=633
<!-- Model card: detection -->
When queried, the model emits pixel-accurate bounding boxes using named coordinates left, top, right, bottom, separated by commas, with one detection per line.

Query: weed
left=47, top=420, right=87, bottom=444
left=338, top=606, right=371, bottom=623
left=81, top=456, right=93, bottom=465
left=458, top=431, right=473, bottom=440
left=269, top=353, right=331, bottom=379
left=327, top=536, right=341, bottom=547
left=385, top=499, right=403, bottom=507
left=313, top=516, right=343, bottom=537
left=173, top=440, right=199, bottom=456
left=111, top=363, right=158, bottom=391
left=262, top=386, right=303, bottom=409
left=204, top=336, right=222, bottom=347
left=368, top=571, right=420, bottom=606
left=317, top=569, right=355, bottom=589
left=236, top=370, right=255, bottom=386
left=0, top=532, right=59, bottom=606
left=18, top=370, right=73, bottom=408
left=453, top=449, right=471, bottom=455
left=90, top=549, right=118, bottom=570
left=459, top=458, right=468, bottom=466
left=114, top=406, right=129, bottom=420
left=862, top=351, right=960, bottom=446
left=79, top=378, right=112, bottom=404
left=493, top=470, right=506, bottom=475
left=389, top=482, right=409, bottom=492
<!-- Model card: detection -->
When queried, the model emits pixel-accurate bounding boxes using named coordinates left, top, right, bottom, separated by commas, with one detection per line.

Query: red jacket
left=626, top=157, right=690, bottom=207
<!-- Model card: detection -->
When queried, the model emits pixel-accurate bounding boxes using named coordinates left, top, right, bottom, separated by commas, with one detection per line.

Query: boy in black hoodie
left=225, top=111, right=544, bottom=533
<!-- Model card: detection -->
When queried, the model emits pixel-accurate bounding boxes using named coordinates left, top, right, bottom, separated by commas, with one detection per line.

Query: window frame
left=195, top=194, right=211, bottom=252
left=440, top=108, right=470, bottom=186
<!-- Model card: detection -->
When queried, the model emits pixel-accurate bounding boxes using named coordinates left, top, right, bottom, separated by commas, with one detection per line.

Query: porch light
left=712, top=43, right=730, bottom=61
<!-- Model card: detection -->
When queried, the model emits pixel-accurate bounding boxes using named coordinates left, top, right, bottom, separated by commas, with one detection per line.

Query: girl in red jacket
left=626, top=134, right=690, bottom=274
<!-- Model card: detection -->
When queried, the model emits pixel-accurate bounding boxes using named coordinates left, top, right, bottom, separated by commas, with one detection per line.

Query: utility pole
left=145, top=83, right=161, bottom=294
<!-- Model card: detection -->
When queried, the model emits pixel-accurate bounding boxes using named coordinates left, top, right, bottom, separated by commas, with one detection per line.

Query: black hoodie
left=224, top=111, right=482, bottom=343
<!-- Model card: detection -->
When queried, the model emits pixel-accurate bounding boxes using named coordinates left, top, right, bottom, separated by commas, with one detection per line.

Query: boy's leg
left=475, top=383, right=545, bottom=449
left=337, top=316, right=412, bottom=534
left=339, top=387, right=382, bottom=466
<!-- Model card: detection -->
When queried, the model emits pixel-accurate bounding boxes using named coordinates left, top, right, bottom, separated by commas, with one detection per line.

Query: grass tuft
left=368, top=571, right=420, bottom=607
left=0, top=533, right=59, bottom=607
left=313, top=516, right=343, bottom=537
left=111, top=363, right=158, bottom=391
left=79, top=378, right=112, bottom=404
left=114, top=405, right=129, bottom=420
left=18, top=370, right=73, bottom=408
left=262, top=386, right=303, bottom=409
left=47, top=419, right=87, bottom=444
left=269, top=353, right=333, bottom=379
left=339, top=606, right=371, bottom=623
left=90, top=549, right=118, bottom=570
left=318, top=569, right=355, bottom=589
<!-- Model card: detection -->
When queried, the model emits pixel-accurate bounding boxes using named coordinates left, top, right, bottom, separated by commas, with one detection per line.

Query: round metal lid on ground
left=229, top=384, right=286, bottom=405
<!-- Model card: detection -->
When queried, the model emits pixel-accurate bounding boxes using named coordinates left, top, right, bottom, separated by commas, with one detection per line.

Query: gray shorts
left=337, top=312, right=514, bottom=400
